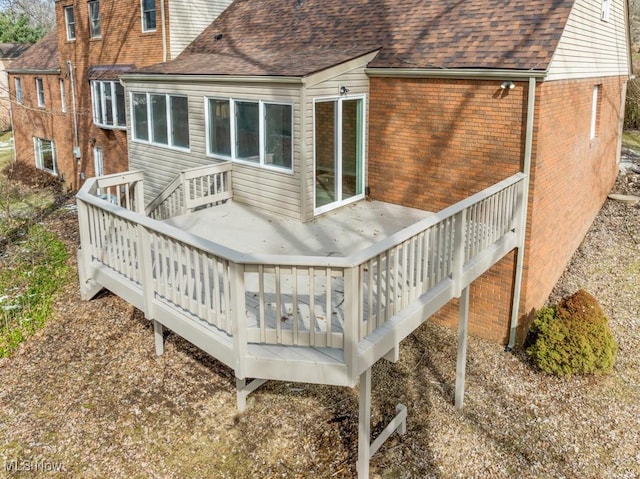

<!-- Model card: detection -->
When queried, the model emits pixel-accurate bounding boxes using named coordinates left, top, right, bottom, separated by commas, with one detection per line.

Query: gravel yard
left=0, top=155, right=638, bottom=478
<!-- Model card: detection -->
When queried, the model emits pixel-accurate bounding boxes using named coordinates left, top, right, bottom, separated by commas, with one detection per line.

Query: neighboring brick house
left=6, top=0, right=233, bottom=190
left=0, top=43, right=30, bottom=131
left=118, top=0, right=631, bottom=345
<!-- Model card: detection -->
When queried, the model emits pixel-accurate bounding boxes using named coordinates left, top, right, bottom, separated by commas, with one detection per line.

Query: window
left=34, top=138, right=57, bottom=175
left=601, top=0, right=611, bottom=21
left=590, top=85, right=602, bottom=141
left=142, top=0, right=156, bottom=31
left=35, top=78, right=45, bottom=107
left=14, top=78, right=23, bottom=104
left=60, top=79, right=67, bottom=113
left=206, top=97, right=293, bottom=171
left=88, top=0, right=101, bottom=38
left=91, top=80, right=126, bottom=128
left=65, top=6, right=76, bottom=40
left=132, top=92, right=190, bottom=149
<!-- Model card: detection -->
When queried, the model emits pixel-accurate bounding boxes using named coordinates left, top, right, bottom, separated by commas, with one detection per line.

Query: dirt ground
left=0, top=156, right=638, bottom=478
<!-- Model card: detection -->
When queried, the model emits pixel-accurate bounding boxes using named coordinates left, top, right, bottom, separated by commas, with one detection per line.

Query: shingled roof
left=137, top=0, right=575, bottom=77
left=6, top=30, right=59, bottom=72
left=0, top=43, right=30, bottom=59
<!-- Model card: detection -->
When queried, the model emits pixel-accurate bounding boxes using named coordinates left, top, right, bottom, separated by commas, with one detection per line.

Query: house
left=72, top=0, right=630, bottom=475
left=0, top=43, right=30, bottom=131
left=6, top=0, right=233, bottom=190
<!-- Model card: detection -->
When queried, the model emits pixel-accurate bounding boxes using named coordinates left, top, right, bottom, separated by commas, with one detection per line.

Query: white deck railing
left=145, top=162, right=233, bottom=220
left=77, top=169, right=524, bottom=369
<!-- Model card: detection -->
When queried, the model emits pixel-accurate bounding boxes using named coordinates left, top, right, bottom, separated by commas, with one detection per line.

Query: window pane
left=116, top=83, right=126, bottom=127
left=264, top=103, right=292, bottom=169
left=235, top=101, right=259, bottom=161
left=133, top=93, right=148, bottom=141
left=170, top=96, right=189, bottom=148
left=93, top=82, right=102, bottom=123
left=103, top=82, right=113, bottom=125
left=15, top=78, right=22, bottom=104
left=151, top=94, right=167, bottom=144
left=36, top=78, right=44, bottom=106
left=143, top=0, right=156, bottom=30
left=89, top=1, right=101, bottom=38
left=341, top=99, right=363, bottom=199
left=65, top=7, right=75, bottom=39
left=208, top=99, right=231, bottom=156
left=315, top=101, right=337, bottom=208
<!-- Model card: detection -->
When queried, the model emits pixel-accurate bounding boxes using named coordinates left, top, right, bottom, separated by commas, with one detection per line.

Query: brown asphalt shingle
left=6, top=30, right=59, bottom=72
left=137, top=0, right=574, bottom=76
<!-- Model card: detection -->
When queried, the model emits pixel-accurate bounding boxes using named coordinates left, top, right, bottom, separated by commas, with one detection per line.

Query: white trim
left=590, top=84, right=601, bottom=140
left=91, top=80, right=126, bottom=129
left=312, top=95, right=367, bottom=216
left=88, top=0, right=101, bottom=39
left=64, top=5, right=76, bottom=41
left=130, top=91, right=191, bottom=151
left=601, top=0, right=612, bottom=22
left=35, top=77, right=45, bottom=107
left=14, top=77, right=23, bottom=104
left=204, top=96, right=294, bottom=173
left=141, top=0, right=157, bottom=32
left=60, top=78, right=66, bottom=113
left=34, top=137, right=57, bottom=175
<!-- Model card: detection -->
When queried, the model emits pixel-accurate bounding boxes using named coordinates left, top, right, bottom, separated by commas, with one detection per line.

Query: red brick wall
left=55, top=0, right=169, bottom=185
left=368, top=75, right=624, bottom=344
left=368, top=77, right=525, bottom=342
left=9, top=73, right=75, bottom=188
left=11, top=0, right=171, bottom=189
left=519, top=76, right=623, bottom=336
left=368, top=78, right=524, bottom=211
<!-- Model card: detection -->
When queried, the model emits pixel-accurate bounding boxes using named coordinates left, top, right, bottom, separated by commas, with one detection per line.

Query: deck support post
left=153, top=320, right=164, bottom=356
left=455, top=286, right=470, bottom=409
left=236, top=377, right=268, bottom=412
left=357, top=367, right=407, bottom=478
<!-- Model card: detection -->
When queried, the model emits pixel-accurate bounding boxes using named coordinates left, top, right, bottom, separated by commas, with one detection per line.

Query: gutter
left=6, top=68, right=61, bottom=75
left=506, top=77, right=536, bottom=351
left=365, top=68, right=548, bottom=81
left=67, top=61, right=80, bottom=175
left=160, top=0, right=168, bottom=61
left=119, top=73, right=305, bottom=85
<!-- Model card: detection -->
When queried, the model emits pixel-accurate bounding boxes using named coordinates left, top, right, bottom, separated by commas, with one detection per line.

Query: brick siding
left=368, top=75, right=625, bottom=343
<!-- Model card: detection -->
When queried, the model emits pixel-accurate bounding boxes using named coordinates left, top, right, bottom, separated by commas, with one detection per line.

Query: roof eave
left=6, top=68, right=60, bottom=75
left=365, top=67, right=548, bottom=80
left=120, top=73, right=305, bottom=84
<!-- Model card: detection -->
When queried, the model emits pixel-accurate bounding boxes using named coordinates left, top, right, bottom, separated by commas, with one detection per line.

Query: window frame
left=14, top=77, right=23, bottom=105
left=88, top=0, right=101, bottom=38
left=590, top=84, right=602, bottom=141
left=601, top=0, right=611, bottom=22
left=35, top=78, right=45, bottom=107
left=34, top=138, right=57, bottom=175
left=131, top=91, right=190, bottom=151
left=64, top=6, right=76, bottom=40
left=205, top=96, right=294, bottom=173
left=141, top=0, right=157, bottom=32
left=91, top=80, right=126, bottom=129
left=60, top=78, right=67, bottom=113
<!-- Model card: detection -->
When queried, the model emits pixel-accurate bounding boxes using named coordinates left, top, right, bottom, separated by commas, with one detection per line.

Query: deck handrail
left=77, top=171, right=525, bottom=372
left=145, top=162, right=233, bottom=220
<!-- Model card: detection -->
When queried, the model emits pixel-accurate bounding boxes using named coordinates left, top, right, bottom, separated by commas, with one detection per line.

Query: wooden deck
left=76, top=165, right=525, bottom=477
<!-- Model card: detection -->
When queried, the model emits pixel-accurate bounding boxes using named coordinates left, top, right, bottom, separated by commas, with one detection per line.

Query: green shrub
left=526, top=290, right=617, bottom=376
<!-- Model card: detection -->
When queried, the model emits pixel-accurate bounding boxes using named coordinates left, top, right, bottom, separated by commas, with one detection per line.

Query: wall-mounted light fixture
left=500, top=81, right=516, bottom=90
left=339, top=86, right=350, bottom=95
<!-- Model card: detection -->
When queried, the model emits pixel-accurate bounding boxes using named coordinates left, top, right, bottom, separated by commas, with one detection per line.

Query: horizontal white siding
left=302, top=58, right=372, bottom=221
left=546, top=0, right=630, bottom=81
left=125, top=80, right=303, bottom=220
left=168, top=0, right=233, bottom=59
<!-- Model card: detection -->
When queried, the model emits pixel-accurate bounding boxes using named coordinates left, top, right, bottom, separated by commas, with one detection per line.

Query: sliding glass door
left=314, top=97, right=364, bottom=213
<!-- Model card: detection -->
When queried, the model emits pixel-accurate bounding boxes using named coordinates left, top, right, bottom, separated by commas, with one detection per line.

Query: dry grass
left=0, top=159, right=638, bottom=478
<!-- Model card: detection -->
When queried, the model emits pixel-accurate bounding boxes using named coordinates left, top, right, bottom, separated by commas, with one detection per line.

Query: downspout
left=67, top=61, right=80, bottom=176
left=160, top=0, right=168, bottom=61
left=506, top=76, right=536, bottom=351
